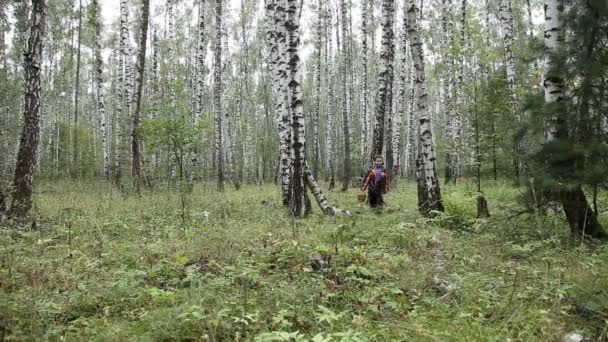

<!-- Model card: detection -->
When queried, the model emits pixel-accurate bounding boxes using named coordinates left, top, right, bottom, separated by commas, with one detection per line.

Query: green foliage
left=1, top=180, right=607, bottom=340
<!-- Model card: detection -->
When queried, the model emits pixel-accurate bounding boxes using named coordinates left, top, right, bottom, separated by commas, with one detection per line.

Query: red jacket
left=361, top=167, right=390, bottom=193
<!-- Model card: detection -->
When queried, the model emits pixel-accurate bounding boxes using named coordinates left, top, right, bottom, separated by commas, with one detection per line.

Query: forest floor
left=1, top=179, right=607, bottom=341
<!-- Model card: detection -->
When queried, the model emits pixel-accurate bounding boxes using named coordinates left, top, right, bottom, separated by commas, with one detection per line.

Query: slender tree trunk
left=214, top=0, right=224, bottom=192
left=499, top=0, right=524, bottom=181
left=72, top=0, right=82, bottom=176
left=371, top=0, right=395, bottom=163
left=312, top=0, right=323, bottom=180
left=92, top=0, right=109, bottom=179
left=10, top=0, right=47, bottom=220
left=325, top=4, right=335, bottom=190
left=360, top=0, right=369, bottom=172
left=194, top=0, right=206, bottom=129
left=131, top=0, right=150, bottom=194
left=406, top=0, right=443, bottom=215
left=339, top=0, right=351, bottom=191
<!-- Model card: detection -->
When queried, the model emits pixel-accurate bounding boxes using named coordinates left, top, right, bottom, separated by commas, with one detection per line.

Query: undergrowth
left=0, top=179, right=607, bottom=341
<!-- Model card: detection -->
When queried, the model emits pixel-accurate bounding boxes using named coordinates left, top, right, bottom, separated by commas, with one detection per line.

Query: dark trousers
left=368, top=189, right=384, bottom=207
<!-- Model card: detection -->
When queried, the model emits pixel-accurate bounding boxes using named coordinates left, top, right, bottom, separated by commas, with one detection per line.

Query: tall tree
left=285, top=0, right=312, bottom=216
left=92, top=0, right=109, bottom=179
left=339, top=0, right=352, bottom=191
left=371, top=0, right=395, bottom=164
left=267, top=0, right=291, bottom=204
left=194, top=0, right=206, bottom=126
left=131, top=0, right=151, bottom=192
left=360, top=0, right=370, bottom=171
left=405, top=0, right=443, bottom=215
left=72, top=0, right=83, bottom=175
left=499, top=0, right=524, bottom=180
left=324, top=2, right=335, bottom=190
left=214, top=0, right=225, bottom=192
left=542, top=0, right=606, bottom=239
left=10, top=0, right=47, bottom=220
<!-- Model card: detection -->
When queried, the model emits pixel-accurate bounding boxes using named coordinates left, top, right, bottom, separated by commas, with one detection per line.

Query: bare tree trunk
left=312, top=0, right=323, bottom=180
left=131, top=0, right=150, bottom=194
left=325, top=3, right=335, bottom=190
left=499, top=0, right=524, bottom=181
left=406, top=0, right=443, bottom=215
left=92, top=0, right=109, bottom=179
left=267, top=0, right=291, bottom=204
left=71, top=0, right=82, bottom=177
left=213, top=0, right=225, bottom=192
left=360, top=0, right=370, bottom=172
left=10, top=0, right=46, bottom=220
left=371, top=0, right=394, bottom=162
left=285, top=0, right=312, bottom=216
left=339, top=0, right=351, bottom=191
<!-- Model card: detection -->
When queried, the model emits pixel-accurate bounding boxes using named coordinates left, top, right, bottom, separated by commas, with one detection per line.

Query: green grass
left=1, top=179, right=607, bottom=341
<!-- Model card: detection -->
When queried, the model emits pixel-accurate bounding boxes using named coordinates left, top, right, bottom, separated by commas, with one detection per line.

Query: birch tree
left=542, top=0, right=606, bottom=239
left=9, top=0, right=47, bottom=220
left=92, top=0, right=109, bottom=179
left=371, top=0, right=394, bottom=164
left=214, top=0, right=224, bottom=192
left=405, top=0, right=443, bottom=215
left=131, top=0, right=151, bottom=192
left=339, top=0, right=351, bottom=191
left=499, top=0, right=524, bottom=180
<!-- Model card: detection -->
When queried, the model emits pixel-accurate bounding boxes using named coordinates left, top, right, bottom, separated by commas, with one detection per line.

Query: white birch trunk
left=214, top=0, right=224, bottom=191
left=543, top=0, right=563, bottom=142
left=339, top=0, right=352, bottom=191
left=325, top=3, right=335, bottom=189
left=93, top=0, right=109, bottom=179
left=406, top=0, right=443, bottom=214
left=285, top=0, right=311, bottom=216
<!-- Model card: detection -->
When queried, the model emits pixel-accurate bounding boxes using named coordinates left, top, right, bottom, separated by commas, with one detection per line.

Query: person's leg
left=369, top=191, right=378, bottom=207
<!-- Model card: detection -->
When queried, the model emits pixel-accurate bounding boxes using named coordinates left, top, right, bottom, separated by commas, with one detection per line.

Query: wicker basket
left=357, top=190, right=366, bottom=203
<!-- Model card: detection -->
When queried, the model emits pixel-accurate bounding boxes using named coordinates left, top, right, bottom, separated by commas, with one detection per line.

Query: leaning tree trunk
left=10, top=0, right=47, bottom=220
left=214, top=0, right=224, bottom=192
left=92, top=0, right=109, bottom=179
left=371, top=0, right=395, bottom=163
left=406, top=0, right=443, bottom=215
left=543, top=0, right=606, bottom=239
left=131, top=0, right=150, bottom=194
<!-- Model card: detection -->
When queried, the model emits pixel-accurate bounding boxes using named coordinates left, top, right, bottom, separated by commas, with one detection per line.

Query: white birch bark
left=267, top=0, right=291, bottom=205
left=360, top=0, right=369, bottom=160
left=325, top=3, right=335, bottom=189
left=10, top=0, right=46, bottom=219
left=214, top=0, right=224, bottom=191
left=92, top=0, right=109, bottom=179
left=499, top=0, right=524, bottom=177
left=371, top=0, right=394, bottom=162
left=285, top=0, right=311, bottom=216
left=543, top=0, right=563, bottom=142
left=339, top=0, right=351, bottom=191
left=194, top=0, right=206, bottom=125
left=406, top=0, right=443, bottom=214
